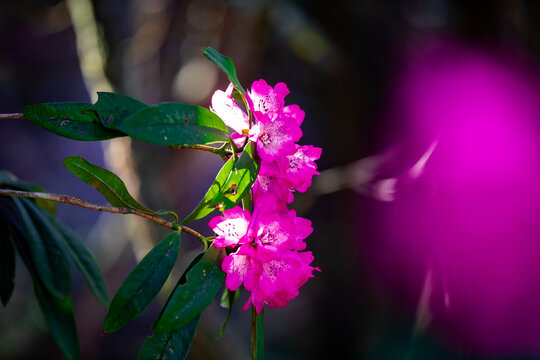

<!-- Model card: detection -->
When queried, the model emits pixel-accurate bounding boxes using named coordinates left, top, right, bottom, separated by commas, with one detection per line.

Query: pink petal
left=211, top=83, right=249, bottom=134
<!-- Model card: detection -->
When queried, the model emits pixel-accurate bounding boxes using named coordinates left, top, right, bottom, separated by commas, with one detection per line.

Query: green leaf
left=63, top=156, right=156, bottom=214
left=115, top=103, right=229, bottom=146
left=10, top=219, right=79, bottom=360
left=23, top=102, right=123, bottom=141
left=252, top=308, right=265, bottom=360
left=89, top=92, right=148, bottom=130
left=211, top=142, right=259, bottom=210
left=44, top=212, right=109, bottom=308
left=33, top=281, right=80, bottom=360
left=202, top=47, right=245, bottom=95
left=181, top=157, right=235, bottom=224
left=0, top=171, right=56, bottom=214
left=217, top=288, right=241, bottom=339
left=0, top=216, right=16, bottom=306
left=104, top=232, right=181, bottom=333
left=152, top=245, right=225, bottom=333
left=138, top=315, right=199, bottom=360
left=13, top=198, right=71, bottom=300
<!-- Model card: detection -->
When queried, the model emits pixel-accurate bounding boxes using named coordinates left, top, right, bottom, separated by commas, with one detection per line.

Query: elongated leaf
left=181, top=157, right=235, bottom=224
left=33, top=281, right=80, bottom=360
left=63, top=156, right=156, bottom=214
left=0, top=171, right=56, bottom=214
left=10, top=223, right=80, bottom=360
left=217, top=288, right=241, bottom=339
left=202, top=47, right=245, bottom=95
left=0, top=197, right=22, bottom=233
left=211, top=142, right=259, bottom=210
left=23, top=102, right=123, bottom=141
left=44, top=212, right=109, bottom=308
left=104, top=232, right=181, bottom=333
left=138, top=315, right=199, bottom=360
left=0, top=215, right=16, bottom=306
left=153, top=245, right=225, bottom=333
left=13, top=198, right=71, bottom=300
left=89, top=92, right=148, bottom=129
left=115, top=103, right=229, bottom=146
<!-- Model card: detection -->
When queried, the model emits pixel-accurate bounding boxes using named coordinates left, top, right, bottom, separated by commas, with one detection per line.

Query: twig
left=0, top=113, right=25, bottom=120
left=0, top=189, right=205, bottom=243
left=169, top=144, right=231, bottom=158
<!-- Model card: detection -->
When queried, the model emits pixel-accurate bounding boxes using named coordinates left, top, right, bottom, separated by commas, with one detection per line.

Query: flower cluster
left=209, top=80, right=321, bottom=313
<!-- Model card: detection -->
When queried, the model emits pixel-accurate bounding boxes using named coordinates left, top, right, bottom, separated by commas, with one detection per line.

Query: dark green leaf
left=0, top=171, right=56, bottom=214
left=10, top=221, right=79, bottom=360
left=0, top=215, right=16, bottom=306
left=219, top=287, right=241, bottom=309
left=0, top=197, right=23, bottom=234
left=153, top=245, right=225, bottom=333
left=181, top=157, right=235, bottom=224
left=104, top=232, right=181, bottom=333
left=211, top=142, right=259, bottom=210
left=23, top=102, right=123, bottom=141
left=217, top=288, right=241, bottom=339
left=202, top=47, right=245, bottom=95
left=252, top=308, right=265, bottom=360
left=45, top=212, right=109, bottom=308
left=63, top=156, right=156, bottom=214
left=138, top=315, right=199, bottom=360
left=33, top=281, right=80, bottom=360
left=13, top=198, right=71, bottom=300
left=89, top=92, right=148, bottom=130
left=115, top=103, right=229, bottom=146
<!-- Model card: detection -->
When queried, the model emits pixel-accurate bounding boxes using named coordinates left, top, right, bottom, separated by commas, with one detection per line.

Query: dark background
left=2, top=0, right=540, bottom=359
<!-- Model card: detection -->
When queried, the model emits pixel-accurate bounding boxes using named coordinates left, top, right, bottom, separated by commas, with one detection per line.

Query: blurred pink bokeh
left=372, top=40, right=540, bottom=355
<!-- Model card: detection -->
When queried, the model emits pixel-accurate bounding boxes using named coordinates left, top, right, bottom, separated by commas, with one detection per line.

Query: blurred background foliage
left=2, top=0, right=540, bottom=359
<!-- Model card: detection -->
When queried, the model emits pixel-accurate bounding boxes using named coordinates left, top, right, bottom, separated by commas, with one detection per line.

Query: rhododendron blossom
left=209, top=79, right=321, bottom=313
left=244, top=251, right=318, bottom=313
left=248, top=79, right=289, bottom=118
left=249, top=112, right=302, bottom=161
left=209, top=206, right=251, bottom=248
left=210, top=83, right=248, bottom=134
left=280, top=144, right=322, bottom=192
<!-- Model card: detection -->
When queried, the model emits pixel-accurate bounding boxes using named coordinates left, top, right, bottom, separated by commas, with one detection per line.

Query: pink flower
left=249, top=112, right=302, bottom=161
left=279, top=144, right=322, bottom=192
left=208, top=78, right=321, bottom=314
left=221, top=244, right=261, bottom=291
left=209, top=206, right=251, bottom=248
left=211, top=83, right=248, bottom=135
left=252, top=161, right=293, bottom=205
left=243, top=250, right=319, bottom=314
left=247, top=79, right=289, bottom=118
left=282, top=104, right=305, bottom=127
left=250, top=208, right=311, bottom=253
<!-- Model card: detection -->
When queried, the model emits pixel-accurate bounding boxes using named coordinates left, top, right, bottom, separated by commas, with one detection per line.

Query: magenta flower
left=221, top=244, right=262, bottom=291
left=209, top=206, right=251, bottom=248
left=282, top=104, right=305, bottom=126
left=252, top=161, right=293, bottom=205
left=247, top=79, right=289, bottom=118
left=208, top=77, right=320, bottom=314
left=279, top=144, right=322, bottom=192
left=243, top=250, right=319, bottom=314
left=250, top=208, right=311, bottom=253
left=249, top=112, right=302, bottom=161
left=211, top=83, right=248, bottom=135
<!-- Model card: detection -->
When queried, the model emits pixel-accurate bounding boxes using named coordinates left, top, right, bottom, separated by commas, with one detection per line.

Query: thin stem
left=230, top=138, right=239, bottom=162
left=169, top=144, right=232, bottom=157
left=251, top=306, right=264, bottom=360
left=0, top=189, right=205, bottom=243
left=239, top=93, right=252, bottom=128
left=0, top=113, right=25, bottom=120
